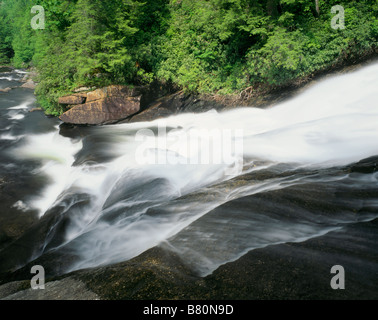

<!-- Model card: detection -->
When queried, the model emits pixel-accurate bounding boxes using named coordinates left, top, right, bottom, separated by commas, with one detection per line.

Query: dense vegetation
left=0, top=0, right=377, bottom=115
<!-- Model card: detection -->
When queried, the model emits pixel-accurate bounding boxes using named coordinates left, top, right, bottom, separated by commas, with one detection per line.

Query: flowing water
left=0, top=62, right=377, bottom=278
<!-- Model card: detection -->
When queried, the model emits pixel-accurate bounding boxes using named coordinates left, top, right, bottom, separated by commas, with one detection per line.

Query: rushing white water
left=0, top=69, right=26, bottom=83
left=9, top=61, right=378, bottom=275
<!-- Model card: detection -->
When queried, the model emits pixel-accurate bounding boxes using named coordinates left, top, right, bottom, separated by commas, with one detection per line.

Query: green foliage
left=0, top=0, right=377, bottom=114
left=157, top=0, right=377, bottom=93
left=0, top=7, right=13, bottom=64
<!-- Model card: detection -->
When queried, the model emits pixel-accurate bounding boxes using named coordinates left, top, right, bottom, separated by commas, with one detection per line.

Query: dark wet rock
left=124, top=91, right=226, bottom=123
left=0, top=172, right=40, bottom=252
left=79, top=218, right=378, bottom=300
left=2, top=218, right=377, bottom=300
left=58, top=123, right=90, bottom=140
left=0, top=190, right=94, bottom=278
left=349, top=156, right=378, bottom=174
left=202, top=218, right=378, bottom=300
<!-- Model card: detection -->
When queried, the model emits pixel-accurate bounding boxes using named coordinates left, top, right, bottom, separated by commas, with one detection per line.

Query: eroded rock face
left=86, top=85, right=141, bottom=103
left=58, top=94, right=87, bottom=105
left=124, top=91, right=226, bottom=123
left=59, top=96, right=141, bottom=125
left=59, top=85, right=142, bottom=125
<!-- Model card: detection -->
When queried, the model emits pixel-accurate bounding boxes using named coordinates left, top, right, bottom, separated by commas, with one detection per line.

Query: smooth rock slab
left=59, top=96, right=141, bottom=125
left=0, top=281, right=29, bottom=299
left=1, top=277, right=99, bottom=300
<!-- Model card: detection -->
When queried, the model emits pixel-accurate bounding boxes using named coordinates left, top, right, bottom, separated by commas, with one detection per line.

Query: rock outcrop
left=58, top=82, right=179, bottom=125
left=122, top=91, right=227, bottom=123
left=59, top=85, right=141, bottom=125
left=86, top=86, right=141, bottom=103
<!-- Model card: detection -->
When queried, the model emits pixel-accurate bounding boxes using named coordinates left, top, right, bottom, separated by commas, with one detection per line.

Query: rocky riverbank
left=55, top=52, right=378, bottom=126
left=3, top=52, right=377, bottom=126
left=0, top=66, right=37, bottom=93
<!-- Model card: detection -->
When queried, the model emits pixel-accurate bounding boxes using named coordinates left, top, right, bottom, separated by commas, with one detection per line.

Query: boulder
left=86, top=85, right=141, bottom=103
left=125, top=91, right=226, bottom=123
left=59, top=85, right=145, bottom=125
left=59, top=82, right=179, bottom=125
left=29, top=108, right=43, bottom=113
left=0, top=87, right=12, bottom=93
left=21, top=80, right=37, bottom=90
left=59, top=96, right=141, bottom=125
left=58, top=94, right=87, bottom=105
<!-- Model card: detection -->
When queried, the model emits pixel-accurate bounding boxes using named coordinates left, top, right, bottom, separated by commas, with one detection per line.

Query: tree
left=0, top=3, right=13, bottom=64
left=315, top=0, right=320, bottom=15
left=267, top=0, right=279, bottom=17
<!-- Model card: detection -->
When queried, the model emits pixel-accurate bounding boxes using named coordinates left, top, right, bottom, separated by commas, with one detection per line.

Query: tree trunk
left=266, top=0, right=278, bottom=17
left=315, top=0, right=320, bottom=15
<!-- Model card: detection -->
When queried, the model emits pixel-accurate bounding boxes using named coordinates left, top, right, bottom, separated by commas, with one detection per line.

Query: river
left=0, top=62, right=377, bottom=293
